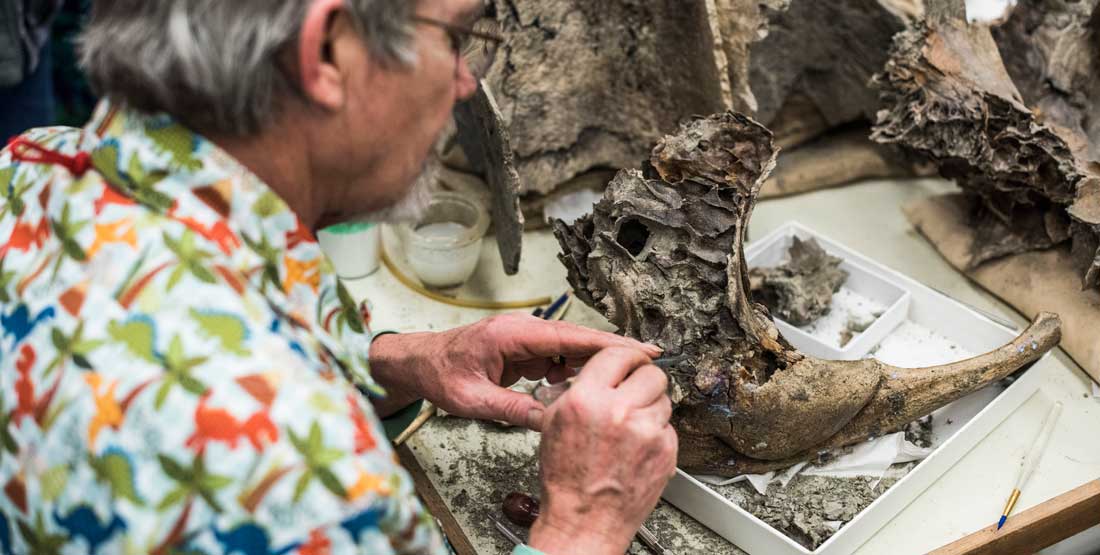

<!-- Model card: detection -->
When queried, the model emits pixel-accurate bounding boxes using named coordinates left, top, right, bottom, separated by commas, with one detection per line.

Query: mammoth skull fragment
left=553, top=112, right=1061, bottom=476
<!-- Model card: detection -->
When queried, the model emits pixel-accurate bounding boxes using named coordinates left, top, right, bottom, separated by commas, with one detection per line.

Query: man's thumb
left=484, top=387, right=546, bottom=431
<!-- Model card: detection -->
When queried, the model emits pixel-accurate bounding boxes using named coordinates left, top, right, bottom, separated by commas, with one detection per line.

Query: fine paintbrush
left=997, top=400, right=1063, bottom=530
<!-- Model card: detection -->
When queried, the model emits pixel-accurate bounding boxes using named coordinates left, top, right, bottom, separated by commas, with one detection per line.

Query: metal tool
left=533, top=355, right=691, bottom=406
left=490, top=515, right=525, bottom=547
left=494, top=513, right=673, bottom=555
left=636, top=523, right=676, bottom=555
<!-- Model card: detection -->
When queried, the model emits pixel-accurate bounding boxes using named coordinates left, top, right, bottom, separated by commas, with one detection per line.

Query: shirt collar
left=80, top=100, right=381, bottom=395
left=82, top=99, right=311, bottom=259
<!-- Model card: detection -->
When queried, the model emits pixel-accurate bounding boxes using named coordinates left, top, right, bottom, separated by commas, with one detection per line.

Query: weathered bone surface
left=872, top=0, right=1100, bottom=289
left=554, top=113, right=1062, bottom=476
left=479, top=0, right=923, bottom=196
left=739, top=0, right=915, bottom=130
left=994, top=0, right=1100, bottom=162
left=484, top=0, right=729, bottom=195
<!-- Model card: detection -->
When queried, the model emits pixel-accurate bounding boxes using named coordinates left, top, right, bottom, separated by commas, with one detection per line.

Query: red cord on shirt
left=7, top=137, right=92, bottom=177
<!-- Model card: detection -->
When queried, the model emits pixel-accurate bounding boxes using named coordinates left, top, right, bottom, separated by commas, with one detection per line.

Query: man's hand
left=367, top=313, right=661, bottom=428
left=529, top=347, right=678, bottom=555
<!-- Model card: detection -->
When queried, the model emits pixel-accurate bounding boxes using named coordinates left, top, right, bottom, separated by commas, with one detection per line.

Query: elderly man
left=0, top=0, right=678, bottom=554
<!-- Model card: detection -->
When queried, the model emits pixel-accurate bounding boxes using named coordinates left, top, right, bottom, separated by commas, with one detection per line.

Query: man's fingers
left=634, top=394, right=673, bottom=427
left=464, top=385, right=546, bottom=431
left=499, top=315, right=661, bottom=360
left=543, top=319, right=662, bottom=357
left=615, top=364, right=669, bottom=408
left=575, top=347, right=653, bottom=389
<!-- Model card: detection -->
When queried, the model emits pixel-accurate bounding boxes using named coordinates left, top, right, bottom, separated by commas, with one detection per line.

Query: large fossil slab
left=872, top=0, right=1100, bottom=289
left=554, top=112, right=1061, bottom=476
left=478, top=0, right=920, bottom=196
left=483, top=0, right=730, bottom=195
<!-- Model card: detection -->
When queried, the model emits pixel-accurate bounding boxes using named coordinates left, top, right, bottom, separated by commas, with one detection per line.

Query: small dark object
left=502, top=492, right=540, bottom=527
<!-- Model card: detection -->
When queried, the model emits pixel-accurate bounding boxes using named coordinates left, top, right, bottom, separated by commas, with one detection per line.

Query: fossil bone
left=749, top=237, right=848, bottom=327
left=872, top=0, right=1100, bottom=290
left=553, top=112, right=1062, bottom=476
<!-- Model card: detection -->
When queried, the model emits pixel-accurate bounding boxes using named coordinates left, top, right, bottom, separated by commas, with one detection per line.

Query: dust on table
left=707, top=465, right=914, bottom=551
left=799, top=287, right=886, bottom=349
left=409, top=416, right=746, bottom=554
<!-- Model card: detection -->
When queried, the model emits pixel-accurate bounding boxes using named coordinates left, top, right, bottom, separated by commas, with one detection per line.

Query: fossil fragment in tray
left=749, top=237, right=847, bottom=327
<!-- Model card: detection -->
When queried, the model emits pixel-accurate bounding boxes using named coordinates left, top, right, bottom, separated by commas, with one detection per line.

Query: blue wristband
left=512, top=546, right=546, bottom=555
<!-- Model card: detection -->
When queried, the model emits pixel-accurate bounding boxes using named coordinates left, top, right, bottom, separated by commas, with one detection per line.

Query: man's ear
left=298, top=0, right=361, bottom=111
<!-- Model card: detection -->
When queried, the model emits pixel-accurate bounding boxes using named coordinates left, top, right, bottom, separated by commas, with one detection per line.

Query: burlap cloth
left=905, top=193, right=1100, bottom=384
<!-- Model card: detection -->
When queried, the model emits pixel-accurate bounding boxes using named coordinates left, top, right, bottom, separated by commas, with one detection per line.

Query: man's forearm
left=368, top=332, right=429, bottom=417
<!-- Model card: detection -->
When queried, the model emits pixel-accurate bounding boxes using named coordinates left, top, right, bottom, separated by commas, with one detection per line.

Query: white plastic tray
left=662, top=222, right=1046, bottom=555
left=745, top=226, right=911, bottom=360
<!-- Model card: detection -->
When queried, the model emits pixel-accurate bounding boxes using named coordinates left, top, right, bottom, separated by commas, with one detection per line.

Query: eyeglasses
left=411, top=15, right=504, bottom=80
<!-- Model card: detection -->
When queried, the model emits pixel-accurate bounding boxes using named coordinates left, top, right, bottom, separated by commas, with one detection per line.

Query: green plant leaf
left=316, top=468, right=346, bottom=499
left=0, top=424, right=17, bottom=454
left=50, top=328, right=68, bottom=351
left=189, top=263, right=217, bottom=284
left=307, top=422, right=323, bottom=453
left=337, top=284, right=364, bottom=334
left=200, top=473, right=233, bottom=491
left=157, top=487, right=188, bottom=511
left=165, top=335, right=186, bottom=366
left=154, top=381, right=172, bottom=410
left=62, top=238, right=87, bottom=261
left=197, top=486, right=224, bottom=513
left=71, top=354, right=93, bottom=370
left=314, top=448, right=343, bottom=467
left=178, top=375, right=207, bottom=396
left=287, top=428, right=305, bottom=453
left=166, top=265, right=186, bottom=291
left=73, top=339, right=106, bottom=354
left=292, top=471, right=312, bottom=503
left=41, top=398, right=71, bottom=432
left=157, top=455, right=191, bottom=482
left=39, top=465, right=69, bottom=502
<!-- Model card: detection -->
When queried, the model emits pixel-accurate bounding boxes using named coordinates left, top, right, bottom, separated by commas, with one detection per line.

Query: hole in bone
left=616, top=218, right=652, bottom=257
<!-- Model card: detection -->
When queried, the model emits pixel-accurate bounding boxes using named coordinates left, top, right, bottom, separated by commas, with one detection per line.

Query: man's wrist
left=368, top=332, right=426, bottom=416
left=512, top=545, right=547, bottom=555
left=528, top=513, right=625, bottom=555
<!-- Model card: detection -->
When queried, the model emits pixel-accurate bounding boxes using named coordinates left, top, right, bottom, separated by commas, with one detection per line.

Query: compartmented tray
left=662, top=222, right=1046, bottom=555
left=745, top=225, right=911, bottom=360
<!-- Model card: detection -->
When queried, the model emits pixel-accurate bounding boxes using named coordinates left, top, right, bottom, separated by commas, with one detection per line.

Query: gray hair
left=79, top=0, right=418, bottom=136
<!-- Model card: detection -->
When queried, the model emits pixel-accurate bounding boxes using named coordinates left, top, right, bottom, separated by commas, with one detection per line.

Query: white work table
left=342, top=178, right=1100, bottom=555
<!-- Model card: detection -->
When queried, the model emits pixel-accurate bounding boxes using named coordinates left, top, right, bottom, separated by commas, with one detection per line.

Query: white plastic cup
left=317, top=221, right=381, bottom=280
left=397, top=192, right=489, bottom=289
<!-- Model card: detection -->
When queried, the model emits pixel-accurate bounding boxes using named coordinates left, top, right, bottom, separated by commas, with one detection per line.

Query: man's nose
left=455, top=60, right=479, bottom=101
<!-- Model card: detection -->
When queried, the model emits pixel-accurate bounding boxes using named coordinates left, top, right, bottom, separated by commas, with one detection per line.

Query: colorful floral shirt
left=0, top=100, right=447, bottom=554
